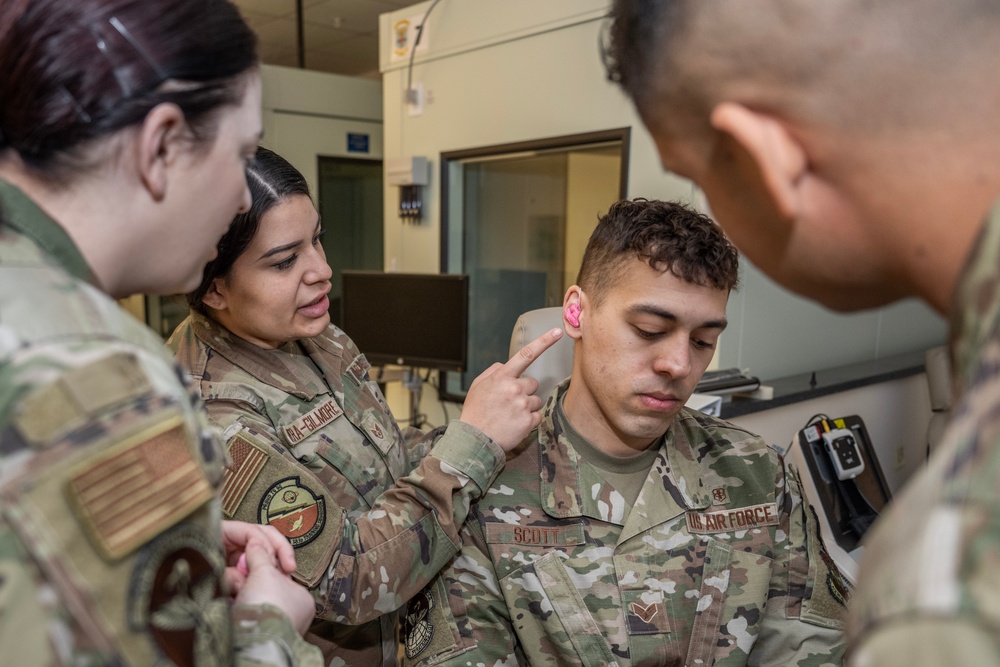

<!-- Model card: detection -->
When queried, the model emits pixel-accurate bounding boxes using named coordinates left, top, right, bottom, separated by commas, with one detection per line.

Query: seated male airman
left=402, top=198, right=848, bottom=667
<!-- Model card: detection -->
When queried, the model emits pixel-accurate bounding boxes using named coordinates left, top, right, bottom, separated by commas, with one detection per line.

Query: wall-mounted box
left=387, top=156, right=429, bottom=186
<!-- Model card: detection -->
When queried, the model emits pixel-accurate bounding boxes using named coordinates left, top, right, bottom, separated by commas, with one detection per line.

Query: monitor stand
left=402, top=368, right=425, bottom=429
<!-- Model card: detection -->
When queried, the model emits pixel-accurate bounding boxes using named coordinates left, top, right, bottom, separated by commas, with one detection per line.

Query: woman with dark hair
left=171, top=147, right=561, bottom=666
left=0, top=1, right=320, bottom=665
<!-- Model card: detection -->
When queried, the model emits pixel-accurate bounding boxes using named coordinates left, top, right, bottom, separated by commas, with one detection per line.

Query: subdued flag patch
left=67, top=417, right=214, bottom=560
left=221, top=434, right=268, bottom=517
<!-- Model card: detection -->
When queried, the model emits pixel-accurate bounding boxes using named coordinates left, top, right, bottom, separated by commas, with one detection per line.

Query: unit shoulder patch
left=127, top=522, right=230, bottom=666
left=257, top=476, right=326, bottom=548
left=404, top=588, right=435, bottom=659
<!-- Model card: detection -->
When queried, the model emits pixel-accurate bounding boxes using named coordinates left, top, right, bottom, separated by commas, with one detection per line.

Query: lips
left=638, top=391, right=682, bottom=412
left=298, top=293, right=330, bottom=318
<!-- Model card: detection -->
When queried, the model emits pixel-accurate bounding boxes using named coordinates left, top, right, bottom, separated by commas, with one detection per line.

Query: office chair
left=507, top=306, right=723, bottom=415
left=508, top=307, right=574, bottom=399
left=925, top=345, right=952, bottom=456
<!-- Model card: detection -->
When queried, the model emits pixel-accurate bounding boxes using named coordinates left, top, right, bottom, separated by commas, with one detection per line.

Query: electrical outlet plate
left=407, top=82, right=424, bottom=117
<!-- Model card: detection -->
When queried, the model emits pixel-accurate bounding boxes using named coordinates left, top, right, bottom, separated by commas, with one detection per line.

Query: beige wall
left=260, top=64, right=384, bottom=199
left=378, top=0, right=946, bottom=383
left=564, top=152, right=620, bottom=289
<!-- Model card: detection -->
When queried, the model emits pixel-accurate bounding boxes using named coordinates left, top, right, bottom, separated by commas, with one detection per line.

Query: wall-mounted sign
left=347, top=133, right=370, bottom=154
left=390, top=15, right=430, bottom=63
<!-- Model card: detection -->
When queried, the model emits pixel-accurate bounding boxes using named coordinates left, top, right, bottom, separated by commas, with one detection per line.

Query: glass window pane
left=444, top=138, right=624, bottom=395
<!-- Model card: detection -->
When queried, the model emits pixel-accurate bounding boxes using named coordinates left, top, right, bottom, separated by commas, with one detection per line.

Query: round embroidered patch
left=404, top=588, right=435, bottom=659
left=127, top=522, right=229, bottom=666
left=257, top=476, right=326, bottom=547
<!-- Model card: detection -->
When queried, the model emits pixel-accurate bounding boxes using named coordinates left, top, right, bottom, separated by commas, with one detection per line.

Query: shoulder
left=305, top=324, right=374, bottom=385
left=675, top=407, right=779, bottom=461
left=167, top=314, right=209, bottom=376
left=169, top=317, right=268, bottom=413
left=309, top=324, right=364, bottom=364
left=1, top=265, right=187, bottom=426
left=1, top=258, right=164, bottom=356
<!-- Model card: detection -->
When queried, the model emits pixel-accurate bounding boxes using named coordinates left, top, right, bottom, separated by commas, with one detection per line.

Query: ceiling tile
left=305, top=0, right=397, bottom=32
left=305, top=33, right=381, bottom=76
left=232, top=0, right=427, bottom=77
left=249, top=16, right=298, bottom=47
left=303, top=20, right=366, bottom=47
left=233, top=0, right=297, bottom=19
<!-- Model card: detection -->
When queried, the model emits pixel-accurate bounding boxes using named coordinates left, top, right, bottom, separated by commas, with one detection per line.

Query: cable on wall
left=406, top=0, right=443, bottom=105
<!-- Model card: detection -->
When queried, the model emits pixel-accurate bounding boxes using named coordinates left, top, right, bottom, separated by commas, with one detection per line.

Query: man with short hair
left=604, top=2, right=1000, bottom=664
left=402, top=199, right=847, bottom=667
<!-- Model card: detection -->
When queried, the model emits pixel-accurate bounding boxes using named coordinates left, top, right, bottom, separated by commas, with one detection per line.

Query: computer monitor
left=340, top=271, right=469, bottom=372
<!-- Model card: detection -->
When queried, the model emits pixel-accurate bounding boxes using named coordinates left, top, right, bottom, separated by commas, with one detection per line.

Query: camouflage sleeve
left=399, top=423, right=446, bottom=472
left=748, top=457, right=848, bottom=667
left=846, top=481, right=1000, bottom=665
left=848, top=618, right=1000, bottom=667
left=402, top=519, right=518, bottom=666
left=0, top=343, right=323, bottom=667
left=232, top=604, right=324, bottom=667
left=209, top=401, right=506, bottom=626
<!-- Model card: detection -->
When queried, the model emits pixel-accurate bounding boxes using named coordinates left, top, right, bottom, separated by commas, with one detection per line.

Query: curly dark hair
left=577, top=198, right=739, bottom=304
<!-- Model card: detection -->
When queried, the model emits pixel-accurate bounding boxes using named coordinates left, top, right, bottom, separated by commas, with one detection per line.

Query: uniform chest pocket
left=313, top=423, right=395, bottom=509
left=498, top=551, right=618, bottom=667
left=628, top=536, right=772, bottom=666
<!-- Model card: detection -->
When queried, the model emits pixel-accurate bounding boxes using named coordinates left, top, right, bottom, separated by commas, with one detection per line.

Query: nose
left=236, top=180, right=252, bottom=214
left=652, top=336, right=691, bottom=380
left=304, top=241, right=333, bottom=285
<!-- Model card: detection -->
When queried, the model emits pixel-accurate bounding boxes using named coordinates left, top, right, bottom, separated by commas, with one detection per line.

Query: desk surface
left=719, top=350, right=928, bottom=420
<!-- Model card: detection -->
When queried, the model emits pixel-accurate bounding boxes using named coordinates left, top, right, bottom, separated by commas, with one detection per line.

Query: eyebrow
left=258, top=219, right=322, bottom=261
left=630, top=303, right=728, bottom=331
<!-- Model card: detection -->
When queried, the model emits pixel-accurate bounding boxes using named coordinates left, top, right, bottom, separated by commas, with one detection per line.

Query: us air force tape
left=685, top=503, right=780, bottom=534
left=222, top=427, right=341, bottom=587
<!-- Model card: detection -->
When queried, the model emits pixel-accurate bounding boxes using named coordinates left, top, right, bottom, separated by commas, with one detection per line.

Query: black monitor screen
left=340, top=271, right=468, bottom=372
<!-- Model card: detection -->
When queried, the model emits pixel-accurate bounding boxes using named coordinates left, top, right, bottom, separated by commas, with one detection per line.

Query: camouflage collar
left=0, top=179, right=96, bottom=284
left=538, top=380, right=712, bottom=526
left=950, top=197, right=1000, bottom=393
left=187, top=311, right=331, bottom=400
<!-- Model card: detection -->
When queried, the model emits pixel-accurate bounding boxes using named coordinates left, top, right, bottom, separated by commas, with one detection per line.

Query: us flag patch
left=222, top=434, right=269, bottom=516
left=67, top=416, right=214, bottom=560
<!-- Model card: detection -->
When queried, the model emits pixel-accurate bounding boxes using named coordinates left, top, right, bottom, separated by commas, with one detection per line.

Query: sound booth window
left=439, top=129, right=629, bottom=399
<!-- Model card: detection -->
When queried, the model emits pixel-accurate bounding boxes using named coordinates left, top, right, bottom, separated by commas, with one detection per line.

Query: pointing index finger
left=503, top=328, right=563, bottom=377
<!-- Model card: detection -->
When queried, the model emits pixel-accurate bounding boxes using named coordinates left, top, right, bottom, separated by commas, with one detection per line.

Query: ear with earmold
left=565, top=303, right=581, bottom=328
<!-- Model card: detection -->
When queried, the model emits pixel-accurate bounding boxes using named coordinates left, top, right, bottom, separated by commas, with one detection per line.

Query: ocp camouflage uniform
left=0, top=180, right=322, bottom=666
left=846, top=202, right=1000, bottom=664
left=169, top=311, right=505, bottom=667
left=403, top=381, right=848, bottom=667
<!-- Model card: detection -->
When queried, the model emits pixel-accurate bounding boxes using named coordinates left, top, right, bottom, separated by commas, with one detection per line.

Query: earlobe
left=710, top=102, right=807, bottom=220
left=137, top=103, right=185, bottom=202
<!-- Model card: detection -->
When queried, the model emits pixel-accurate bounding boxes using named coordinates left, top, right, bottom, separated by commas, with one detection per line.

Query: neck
left=823, top=125, right=1000, bottom=316
left=871, top=160, right=996, bottom=316
left=562, top=380, right=664, bottom=457
left=0, top=161, right=140, bottom=297
left=905, top=211, right=985, bottom=315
